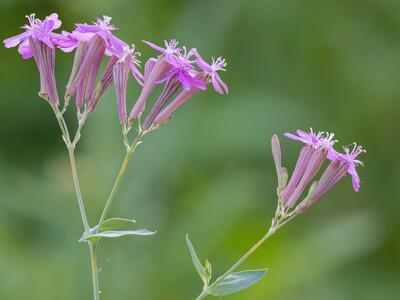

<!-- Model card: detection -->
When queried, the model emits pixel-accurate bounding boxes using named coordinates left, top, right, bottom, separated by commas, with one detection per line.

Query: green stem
left=51, top=104, right=102, bottom=300
left=68, top=146, right=90, bottom=231
left=97, top=131, right=144, bottom=227
left=195, top=289, right=209, bottom=300
left=52, top=104, right=90, bottom=231
left=89, top=242, right=100, bottom=300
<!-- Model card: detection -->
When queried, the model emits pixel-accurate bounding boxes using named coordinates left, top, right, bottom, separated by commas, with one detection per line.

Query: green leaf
left=205, top=259, right=212, bottom=282
left=186, top=234, right=207, bottom=284
left=209, top=269, right=268, bottom=296
left=85, top=229, right=155, bottom=241
left=99, top=218, right=136, bottom=231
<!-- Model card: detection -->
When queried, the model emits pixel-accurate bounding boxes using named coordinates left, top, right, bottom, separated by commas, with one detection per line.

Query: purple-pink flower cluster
left=272, top=129, right=365, bottom=212
left=3, top=13, right=228, bottom=125
left=130, top=39, right=228, bottom=129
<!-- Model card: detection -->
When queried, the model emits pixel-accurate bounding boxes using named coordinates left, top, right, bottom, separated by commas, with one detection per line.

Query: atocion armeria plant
left=188, top=129, right=365, bottom=299
left=4, top=13, right=365, bottom=300
left=4, top=13, right=227, bottom=300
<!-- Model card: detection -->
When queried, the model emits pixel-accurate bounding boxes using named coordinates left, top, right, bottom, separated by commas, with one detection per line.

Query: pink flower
left=192, top=48, right=228, bottom=94
left=299, top=143, right=365, bottom=212
left=152, top=48, right=229, bottom=125
left=65, top=36, right=106, bottom=99
left=130, top=40, right=229, bottom=126
left=52, top=31, right=79, bottom=52
left=3, top=13, right=61, bottom=59
left=329, top=144, right=365, bottom=192
left=113, top=47, right=136, bottom=124
left=129, top=39, right=182, bottom=120
left=281, top=129, right=337, bottom=207
left=60, top=16, right=143, bottom=105
left=156, top=48, right=206, bottom=91
left=284, top=129, right=336, bottom=150
left=29, top=37, right=59, bottom=105
left=56, top=16, right=126, bottom=56
left=143, top=39, right=181, bottom=64
left=3, top=14, right=61, bottom=104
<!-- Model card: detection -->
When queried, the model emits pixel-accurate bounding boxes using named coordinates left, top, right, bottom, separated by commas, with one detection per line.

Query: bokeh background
left=0, top=0, right=399, bottom=299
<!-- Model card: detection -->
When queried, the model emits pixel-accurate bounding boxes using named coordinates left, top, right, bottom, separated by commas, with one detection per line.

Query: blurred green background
left=0, top=0, right=399, bottom=299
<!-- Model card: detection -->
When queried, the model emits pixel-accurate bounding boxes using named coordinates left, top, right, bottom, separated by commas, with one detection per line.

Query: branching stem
left=195, top=202, right=299, bottom=300
left=97, top=130, right=145, bottom=227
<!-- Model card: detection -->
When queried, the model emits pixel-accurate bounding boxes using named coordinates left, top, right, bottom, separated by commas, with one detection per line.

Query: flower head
left=143, top=39, right=181, bottom=64
left=334, top=144, right=365, bottom=192
left=192, top=48, right=228, bottom=94
left=298, top=143, right=365, bottom=213
left=129, top=39, right=192, bottom=120
left=130, top=39, right=229, bottom=123
left=281, top=129, right=337, bottom=207
left=284, top=128, right=337, bottom=150
left=157, top=48, right=205, bottom=91
left=56, top=16, right=127, bottom=56
left=4, top=13, right=61, bottom=59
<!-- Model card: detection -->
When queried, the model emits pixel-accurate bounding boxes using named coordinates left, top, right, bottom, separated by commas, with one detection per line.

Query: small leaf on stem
left=99, top=217, right=136, bottom=231
left=86, top=229, right=156, bottom=241
left=186, top=234, right=208, bottom=285
left=209, top=269, right=268, bottom=296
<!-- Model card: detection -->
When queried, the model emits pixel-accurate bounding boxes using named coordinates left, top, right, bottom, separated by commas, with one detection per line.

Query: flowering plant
left=4, top=13, right=364, bottom=300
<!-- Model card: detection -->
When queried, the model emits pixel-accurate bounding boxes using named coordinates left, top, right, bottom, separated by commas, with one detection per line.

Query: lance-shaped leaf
left=186, top=234, right=208, bottom=285
left=85, top=229, right=155, bottom=242
left=209, top=269, right=268, bottom=296
left=99, top=218, right=136, bottom=231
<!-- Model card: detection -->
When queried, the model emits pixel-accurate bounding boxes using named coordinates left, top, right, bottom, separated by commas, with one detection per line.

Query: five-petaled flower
left=192, top=48, right=228, bottom=94
left=4, top=13, right=61, bottom=59
left=56, top=15, right=127, bottom=56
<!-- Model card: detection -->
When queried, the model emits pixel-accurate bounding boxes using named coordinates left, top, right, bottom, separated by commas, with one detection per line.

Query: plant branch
left=97, top=130, right=145, bottom=227
left=195, top=204, right=299, bottom=300
left=51, top=104, right=90, bottom=231
left=68, top=146, right=90, bottom=231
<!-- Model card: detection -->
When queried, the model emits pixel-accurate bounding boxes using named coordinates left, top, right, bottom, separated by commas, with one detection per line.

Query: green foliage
left=80, top=218, right=155, bottom=243
left=99, top=218, right=136, bottom=231
left=186, top=234, right=210, bottom=286
left=209, top=269, right=268, bottom=296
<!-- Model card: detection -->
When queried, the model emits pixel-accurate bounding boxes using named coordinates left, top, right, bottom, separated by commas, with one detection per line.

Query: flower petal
left=3, top=32, right=30, bottom=48
left=18, top=39, right=32, bottom=59
left=143, top=40, right=166, bottom=54
left=192, top=48, right=213, bottom=72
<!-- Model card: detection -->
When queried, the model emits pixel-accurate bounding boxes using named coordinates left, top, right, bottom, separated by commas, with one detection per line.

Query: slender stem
left=195, top=210, right=299, bottom=300
left=97, top=131, right=144, bottom=226
left=51, top=104, right=90, bottom=231
left=89, top=242, right=100, bottom=300
left=51, top=105, right=70, bottom=143
left=210, top=226, right=276, bottom=287
left=195, top=290, right=208, bottom=300
left=50, top=104, right=103, bottom=300
left=68, top=146, right=90, bottom=231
